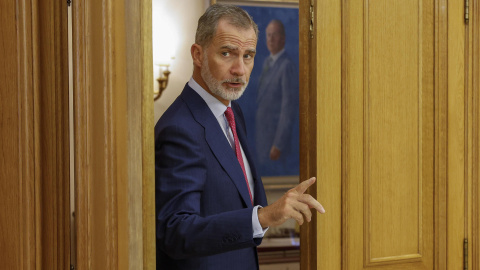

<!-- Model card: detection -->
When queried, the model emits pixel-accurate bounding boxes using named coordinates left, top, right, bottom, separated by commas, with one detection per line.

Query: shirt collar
left=269, top=48, right=285, bottom=64
left=188, top=77, right=230, bottom=118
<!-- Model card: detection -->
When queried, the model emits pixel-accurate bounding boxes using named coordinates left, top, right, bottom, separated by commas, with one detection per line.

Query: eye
left=244, top=53, right=254, bottom=60
left=221, top=52, right=230, bottom=57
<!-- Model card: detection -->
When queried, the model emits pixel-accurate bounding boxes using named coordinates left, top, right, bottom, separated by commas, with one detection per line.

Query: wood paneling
left=35, top=0, right=70, bottom=268
left=72, top=0, right=154, bottom=269
left=16, top=0, right=36, bottom=269
left=343, top=0, right=435, bottom=268
left=434, top=0, right=448, bottom=268
left=473, top=0, right=480, bottom=268
left=314, top=0, right=343, bottom=268
left=299, top=0, right=460, bottom=269
left=301, top=0, right=479, bottom=268
left=447, top=0, right=468, bottom=267
left=1, top=0, right=22, bottom=267
left=1, top=0, right=70, bottom=269
left=364, top=0, right=427, bottom=264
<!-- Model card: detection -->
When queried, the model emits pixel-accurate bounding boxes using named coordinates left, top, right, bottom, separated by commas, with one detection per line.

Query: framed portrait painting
left=212, top=0, right=300, bottom=187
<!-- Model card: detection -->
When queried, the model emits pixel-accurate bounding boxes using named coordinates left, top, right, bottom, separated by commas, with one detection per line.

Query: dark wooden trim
left=32, top=0, right=71, bottom=268
left=299, top=1, right=317, bottom=270
left=16, top=0, right=36, bottom=268
left=258, top=249, right=300, bottom=265
left=71, top=0, right=89, bottom=267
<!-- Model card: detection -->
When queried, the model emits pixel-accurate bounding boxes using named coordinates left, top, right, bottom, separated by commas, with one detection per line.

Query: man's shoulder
left=157, top=97, right=201, bottom=126
left=154, top=87, right=199, bottom=132
left=277, top=52, right=293, bottom=64
left=156, top=84, right=201, bottom=123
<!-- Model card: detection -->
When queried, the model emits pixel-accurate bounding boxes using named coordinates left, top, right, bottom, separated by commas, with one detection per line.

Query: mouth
left=225, top=82, right=243, bottom=88
left=223, top=79, right=246, bottom=89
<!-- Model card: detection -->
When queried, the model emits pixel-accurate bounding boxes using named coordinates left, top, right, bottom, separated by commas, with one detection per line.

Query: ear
left=191, top=44, right=204, bottom=68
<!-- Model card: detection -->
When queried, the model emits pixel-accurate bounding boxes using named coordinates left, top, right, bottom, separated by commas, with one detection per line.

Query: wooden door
left=342, top=0, right=435, bottom=268
left=299, top=0, right=472, bottom=269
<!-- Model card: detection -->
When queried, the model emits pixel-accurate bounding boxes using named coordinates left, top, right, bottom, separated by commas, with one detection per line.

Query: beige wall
left=153, top=0, right=210, bottom=121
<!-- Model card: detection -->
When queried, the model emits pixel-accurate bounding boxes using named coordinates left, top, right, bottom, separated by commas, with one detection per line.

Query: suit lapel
left=180, top=86, right=253, bottom=206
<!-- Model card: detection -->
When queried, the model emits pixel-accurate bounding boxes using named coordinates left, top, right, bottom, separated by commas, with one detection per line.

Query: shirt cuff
left=252, top=205, right=269, bottom=238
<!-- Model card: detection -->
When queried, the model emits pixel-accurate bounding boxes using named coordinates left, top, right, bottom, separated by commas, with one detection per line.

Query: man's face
left=265, top=22, right=285, bottom=55
left=200, top=19, right=257, bottom=104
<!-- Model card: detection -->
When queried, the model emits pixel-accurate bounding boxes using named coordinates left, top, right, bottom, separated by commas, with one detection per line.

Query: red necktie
left=225, top=107, right=253, bottom=205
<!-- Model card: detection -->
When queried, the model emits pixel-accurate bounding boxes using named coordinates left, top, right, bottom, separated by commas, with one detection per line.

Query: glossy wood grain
left=72, top=0, right=154, bottom=269
left=300, top=0, right=471, bottom=269
left=1, top=0, right=70, bottom=269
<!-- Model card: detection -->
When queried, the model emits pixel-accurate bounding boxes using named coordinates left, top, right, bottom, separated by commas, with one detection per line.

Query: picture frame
left=213, top=0, right=300, bottom=186
left=211, top=0, right=298, bottom=7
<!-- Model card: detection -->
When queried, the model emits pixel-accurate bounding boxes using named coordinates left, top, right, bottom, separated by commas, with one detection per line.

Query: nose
left=266, top=35, right=272, bottom=44
left=230, top=56, right=246, bottom=77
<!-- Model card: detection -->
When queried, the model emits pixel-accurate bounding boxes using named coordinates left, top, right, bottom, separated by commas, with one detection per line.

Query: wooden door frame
left=10, top=0, right=71, bottom=268
left=471, top=0, right=480, bottom=267
left=72, top=0, right=155, bottom=269
left=67, top=0, right=478, bottom=269
left=7, top=0, right=70, bottom=269
left=299, top=0, right=450, bottom=269
left=299, top=0, right=343, bottom=268
left=298, top=1, right=318, bottom=269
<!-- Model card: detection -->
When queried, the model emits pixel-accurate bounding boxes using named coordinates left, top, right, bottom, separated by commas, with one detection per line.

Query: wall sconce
left=154, top=64, right=171, bottom=101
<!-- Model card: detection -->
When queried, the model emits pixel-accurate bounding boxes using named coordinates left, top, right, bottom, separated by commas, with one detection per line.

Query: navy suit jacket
left=155, top=84, right=268, bottom=269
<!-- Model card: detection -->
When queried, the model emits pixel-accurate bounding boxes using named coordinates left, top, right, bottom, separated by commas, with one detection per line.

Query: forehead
left=266, top=23, right=281, bottom=33
left=210, top=19, right=257, bottom=50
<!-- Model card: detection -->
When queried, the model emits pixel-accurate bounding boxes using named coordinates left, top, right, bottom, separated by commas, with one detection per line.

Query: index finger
left=295, top=177, right=316, bottom=194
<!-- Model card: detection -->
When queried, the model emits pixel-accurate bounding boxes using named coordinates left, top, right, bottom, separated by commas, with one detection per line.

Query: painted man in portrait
left=255, top=19, right=299, bottom=176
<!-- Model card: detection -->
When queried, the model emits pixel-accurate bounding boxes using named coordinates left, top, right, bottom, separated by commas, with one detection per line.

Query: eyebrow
left=221, top=45, right=256, bottom=54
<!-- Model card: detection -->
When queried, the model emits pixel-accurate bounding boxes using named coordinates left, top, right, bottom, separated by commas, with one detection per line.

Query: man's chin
left=224, top=88, right=245, bottom=100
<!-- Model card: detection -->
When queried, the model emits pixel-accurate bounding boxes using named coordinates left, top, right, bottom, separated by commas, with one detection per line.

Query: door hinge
left=464, top=238, right=468, bottom=270
left=465, top=0, right=469, bottom=24
left=309, top=1, right=314, bottom=39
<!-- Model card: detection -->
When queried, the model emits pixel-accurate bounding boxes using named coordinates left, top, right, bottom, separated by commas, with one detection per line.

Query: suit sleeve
left=155, top=123, right=261, bottom=260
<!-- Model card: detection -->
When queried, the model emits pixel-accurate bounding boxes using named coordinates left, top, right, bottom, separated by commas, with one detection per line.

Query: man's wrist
left=257, top=206, right=268, bottom=229
left=253, top=205, right=268, bottom=238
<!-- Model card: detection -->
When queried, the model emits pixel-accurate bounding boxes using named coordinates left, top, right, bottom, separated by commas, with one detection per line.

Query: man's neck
left=270, top=48, right=286, bottom=63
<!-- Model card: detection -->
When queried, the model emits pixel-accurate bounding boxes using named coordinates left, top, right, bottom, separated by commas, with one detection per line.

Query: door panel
left=300, top=0, right=473, bottom=269
left=344, top=0, right=434, bottom=268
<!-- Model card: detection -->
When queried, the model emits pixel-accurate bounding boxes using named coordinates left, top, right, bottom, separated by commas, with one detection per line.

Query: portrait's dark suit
left=155, top=84, right=268, bottom=270
left=256, top=52, right=299, bottom=175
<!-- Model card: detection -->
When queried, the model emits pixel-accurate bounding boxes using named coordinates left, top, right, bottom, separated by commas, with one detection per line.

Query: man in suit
left=256, top=19, right=299, bottom=176
left=155, top=4, right=325, bottom=269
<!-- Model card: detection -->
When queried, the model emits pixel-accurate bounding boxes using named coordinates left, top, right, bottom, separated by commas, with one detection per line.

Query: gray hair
left=195, top=4, right=259, bottom=48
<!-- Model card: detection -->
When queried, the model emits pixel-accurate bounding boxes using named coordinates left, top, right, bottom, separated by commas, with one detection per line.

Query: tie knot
left=225, top=107, right=235, bottom=128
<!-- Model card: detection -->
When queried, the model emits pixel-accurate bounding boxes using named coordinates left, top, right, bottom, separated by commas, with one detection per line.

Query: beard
left=201, top=54, right=248, bottom=101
